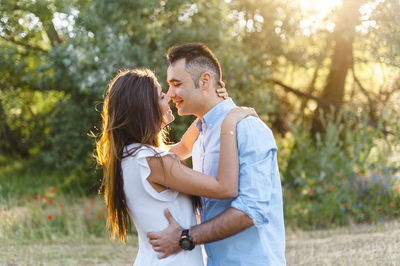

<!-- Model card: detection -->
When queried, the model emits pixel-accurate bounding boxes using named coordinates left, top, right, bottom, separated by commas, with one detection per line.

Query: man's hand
left=147, top=208, right=183, bottom=259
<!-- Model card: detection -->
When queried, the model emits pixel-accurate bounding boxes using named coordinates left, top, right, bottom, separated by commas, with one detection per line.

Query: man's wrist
left=179, top=229, right=195, bottom=250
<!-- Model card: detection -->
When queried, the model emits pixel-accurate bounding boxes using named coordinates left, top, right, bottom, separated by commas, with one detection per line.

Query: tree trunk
left=311, top=0, right=365, bottom=135
left=32, top=1, right=63, bottom=46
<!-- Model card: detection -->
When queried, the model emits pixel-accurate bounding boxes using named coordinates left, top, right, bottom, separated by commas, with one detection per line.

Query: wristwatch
left=179, top=229, right=195, bottom=250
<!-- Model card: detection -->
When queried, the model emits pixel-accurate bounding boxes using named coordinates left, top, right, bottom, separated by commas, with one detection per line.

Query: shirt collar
left=196, top=98, right=236, bottom=132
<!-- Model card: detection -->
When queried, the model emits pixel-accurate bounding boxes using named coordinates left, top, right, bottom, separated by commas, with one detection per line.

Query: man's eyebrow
left=167, top=78, right=182, bottom=84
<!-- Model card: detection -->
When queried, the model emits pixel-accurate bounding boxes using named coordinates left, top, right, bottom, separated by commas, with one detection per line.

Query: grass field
left=1, top=216, right=399, bottom=265
left=1, top=156, right=399, bottom=265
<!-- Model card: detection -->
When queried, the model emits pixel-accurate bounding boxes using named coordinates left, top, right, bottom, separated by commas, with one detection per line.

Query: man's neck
left=196, top=97, right=224, bottom=119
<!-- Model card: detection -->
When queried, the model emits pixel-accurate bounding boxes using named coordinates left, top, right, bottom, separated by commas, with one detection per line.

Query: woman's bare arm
left=168, top=119, right=199, bottom=161
left=147, top=107, right=256, bottom=199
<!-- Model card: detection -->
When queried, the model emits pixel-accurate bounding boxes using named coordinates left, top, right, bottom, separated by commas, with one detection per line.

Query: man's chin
left=177, top=109, right=185, bottom=116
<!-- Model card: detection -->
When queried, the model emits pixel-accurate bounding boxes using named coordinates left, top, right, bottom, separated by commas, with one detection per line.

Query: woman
left=96, top=69, right=255, bottom=265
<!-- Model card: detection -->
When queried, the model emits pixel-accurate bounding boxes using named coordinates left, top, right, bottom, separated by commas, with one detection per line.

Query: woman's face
left=157, top=83, right=175, bottom=128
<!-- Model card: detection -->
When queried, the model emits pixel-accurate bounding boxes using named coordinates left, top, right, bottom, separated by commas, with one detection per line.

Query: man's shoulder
left=237, top=115, right=273, bottom=135
left=236, top=116, right=277, bottom=151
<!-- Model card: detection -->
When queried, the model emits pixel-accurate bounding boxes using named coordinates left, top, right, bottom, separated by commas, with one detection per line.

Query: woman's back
left=122, top=144, right=203, bottom=266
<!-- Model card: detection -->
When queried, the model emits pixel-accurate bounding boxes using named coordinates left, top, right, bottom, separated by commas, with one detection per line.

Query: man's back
left=192, top=98, right=286, bottom=266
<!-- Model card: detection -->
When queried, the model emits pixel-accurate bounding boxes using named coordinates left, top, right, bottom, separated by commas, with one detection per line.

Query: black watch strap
left=182, top=229, right=190, bottom=237
left=179, top=229, right=195, bottom=250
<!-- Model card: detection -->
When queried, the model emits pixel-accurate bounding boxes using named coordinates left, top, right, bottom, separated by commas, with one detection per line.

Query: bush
left=280, top=108, right=400, bottom=228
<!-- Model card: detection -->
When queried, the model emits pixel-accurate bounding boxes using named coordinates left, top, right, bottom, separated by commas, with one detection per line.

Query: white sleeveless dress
left=122, top=144, right=204, bottom=266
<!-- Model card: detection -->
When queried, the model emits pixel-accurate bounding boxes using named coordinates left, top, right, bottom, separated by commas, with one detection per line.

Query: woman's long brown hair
left=96, top=69, right=200, bottom=242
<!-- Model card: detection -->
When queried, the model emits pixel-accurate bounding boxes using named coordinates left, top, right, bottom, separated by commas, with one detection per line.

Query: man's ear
left=199, top=72, right=211, bottom=91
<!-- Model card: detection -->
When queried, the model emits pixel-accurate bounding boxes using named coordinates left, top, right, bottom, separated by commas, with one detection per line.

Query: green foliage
left=1, top=0, right=400, bottom=228
left=280, top=108, right=400, bottom=228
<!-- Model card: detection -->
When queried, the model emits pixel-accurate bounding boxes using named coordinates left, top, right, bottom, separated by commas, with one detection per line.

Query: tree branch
left=269, top=78, right=339, bottom=108
left=0, top=35, right=47, bottom=52
left=269, top=78, right=394, bottom=136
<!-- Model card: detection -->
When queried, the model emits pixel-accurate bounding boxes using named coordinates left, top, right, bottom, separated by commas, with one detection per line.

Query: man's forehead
left=167, top=59, right=187, bottom=80
left=168, top=59, right=186, bottom=72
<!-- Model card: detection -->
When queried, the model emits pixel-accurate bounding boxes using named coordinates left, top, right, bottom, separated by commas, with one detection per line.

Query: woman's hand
left=216, top=81, right=228, bottom=100
left=221, top=107, right=258, bottom=133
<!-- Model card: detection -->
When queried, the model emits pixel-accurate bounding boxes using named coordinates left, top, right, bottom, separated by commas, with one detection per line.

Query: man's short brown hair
left=166, top=43, right=222, bottom=88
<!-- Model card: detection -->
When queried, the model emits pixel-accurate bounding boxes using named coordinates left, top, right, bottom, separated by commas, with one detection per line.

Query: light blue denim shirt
left=192, top=98, right=286, bottom=266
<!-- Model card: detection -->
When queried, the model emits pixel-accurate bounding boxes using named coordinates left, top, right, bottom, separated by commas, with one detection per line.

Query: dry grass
left=1, top=220, right=399, bottom=265
left=0, top=238, right=138, bottom=266
left=286, top=219, right=400, bottom=265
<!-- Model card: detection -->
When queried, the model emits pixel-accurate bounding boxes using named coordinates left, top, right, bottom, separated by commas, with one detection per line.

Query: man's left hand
left=147, top=208, right=183, bottom=259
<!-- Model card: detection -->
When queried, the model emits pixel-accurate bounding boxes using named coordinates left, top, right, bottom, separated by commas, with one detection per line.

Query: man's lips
left=173, top=99, right=183, bottom=108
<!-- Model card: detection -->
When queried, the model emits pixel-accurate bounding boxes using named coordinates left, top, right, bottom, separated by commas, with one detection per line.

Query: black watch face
left=181, top=239, right=192, bottom=249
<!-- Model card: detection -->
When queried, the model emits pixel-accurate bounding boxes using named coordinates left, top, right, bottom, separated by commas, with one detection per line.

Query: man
left=147, top=43, right=286, bottom=265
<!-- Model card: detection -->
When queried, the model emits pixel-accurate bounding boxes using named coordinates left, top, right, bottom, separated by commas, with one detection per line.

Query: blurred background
left=0, top=0, right=399, bottom=264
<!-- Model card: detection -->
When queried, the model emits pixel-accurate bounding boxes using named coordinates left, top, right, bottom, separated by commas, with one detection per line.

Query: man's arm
left=190, top=207, right=253, bottom=244
left=148, top=116, right=277, bottom=258
left=147, top=208, right=253, bottom=259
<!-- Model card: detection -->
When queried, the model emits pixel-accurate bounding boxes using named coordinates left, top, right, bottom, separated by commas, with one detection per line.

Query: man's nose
left=167, top=86, right=174, bottom=98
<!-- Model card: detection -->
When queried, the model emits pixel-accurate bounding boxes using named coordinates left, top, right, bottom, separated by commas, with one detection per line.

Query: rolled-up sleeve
left=231, top=116, right=278, bottom=227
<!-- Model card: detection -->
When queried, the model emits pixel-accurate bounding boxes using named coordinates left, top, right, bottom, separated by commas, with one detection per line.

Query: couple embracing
left=96, top=43, right=286, bottom=266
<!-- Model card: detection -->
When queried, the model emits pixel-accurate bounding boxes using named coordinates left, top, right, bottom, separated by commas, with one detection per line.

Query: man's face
left=167, top=58, right=202, bottom=116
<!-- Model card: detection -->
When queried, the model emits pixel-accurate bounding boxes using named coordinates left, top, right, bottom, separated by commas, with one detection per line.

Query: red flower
left=43, top=195, right=48, bottom=201
left=1, top=210, right=6, bottom=216
left=377, top=207, right=381, bottom=211
left=50, top=187, right=55, bottom=193
left=342, top=202, right=347, bottom=207
left=61, top=210, right=65, bottom=214
left=85, top=207, right=90, bottom=212
left=329, top=185, right=334, bottom=190
left=47, top=215, right=53, bottom=220
left=59, top=203, right=64, bottom=208
left=34, top=195, right=39, bottom=201
left=308, top=188, right=314, bottom=195
left=48, top=200, right=53, bottom=205
left=337, top=172, right=342, bottom=177
left=323, top=185, right=328, bottom=190
left=97, top=214, right=102, bottom=219
left=389, top=202, right=393, bottom=207
left=90, top=199, right=95, bottom=208
left=341, top=179, right=346, bottom=185
left=287, top=193, right=292, bottom=198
